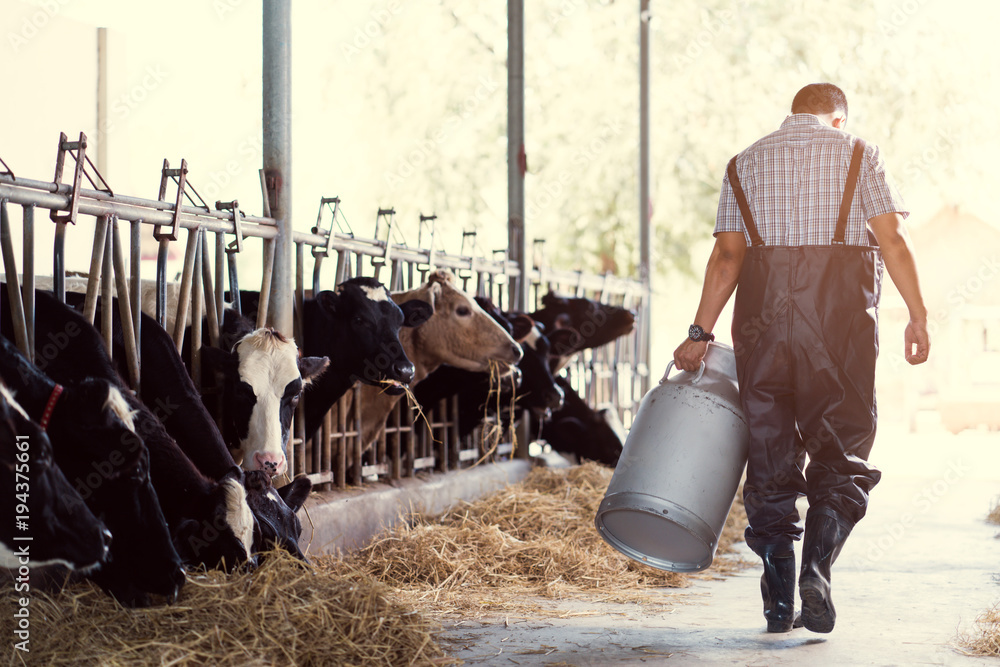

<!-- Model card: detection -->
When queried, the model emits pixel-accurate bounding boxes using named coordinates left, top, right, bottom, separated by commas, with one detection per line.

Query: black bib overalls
left=727, top=140, right=884, bottom=554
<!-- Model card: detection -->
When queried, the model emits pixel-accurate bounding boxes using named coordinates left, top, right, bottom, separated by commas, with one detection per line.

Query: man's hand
left=904, top=318, right=930, bottom=365
left=673, top=338, right=709, bottom=372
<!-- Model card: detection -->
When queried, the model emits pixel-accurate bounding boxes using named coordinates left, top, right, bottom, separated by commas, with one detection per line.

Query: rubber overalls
left=726, top=139, right=884, bottom=554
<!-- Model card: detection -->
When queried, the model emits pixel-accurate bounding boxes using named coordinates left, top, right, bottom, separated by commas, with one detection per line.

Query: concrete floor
left=441, top=422, right=1000, bottom=666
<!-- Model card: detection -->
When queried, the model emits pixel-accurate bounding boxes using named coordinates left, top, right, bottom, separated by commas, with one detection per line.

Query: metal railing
left=0, top=133, right=648, bottom=492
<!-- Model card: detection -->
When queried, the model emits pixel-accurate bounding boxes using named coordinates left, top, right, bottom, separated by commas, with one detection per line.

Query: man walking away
left=673, top=83, right=930, bottom=634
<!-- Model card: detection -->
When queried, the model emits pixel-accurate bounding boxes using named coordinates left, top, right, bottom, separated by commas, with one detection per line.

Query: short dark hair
left=791, top=83, right=848, bottom=119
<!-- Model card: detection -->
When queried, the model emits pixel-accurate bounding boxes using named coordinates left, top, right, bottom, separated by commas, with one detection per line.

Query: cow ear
left=201, top=346, right=238, bottom=373
left=510, top=315, right=535, bottom=343
left=298, top=356, right=329, bottom=384
left=278, top=476, right=312, bottom=512
left=220, top=465, right=245, bottom=486
left=316, top=290, right=340, bottom=315
left=399, top=299, right=433, bottom=328
left=541, top=291, right=562, bottom=308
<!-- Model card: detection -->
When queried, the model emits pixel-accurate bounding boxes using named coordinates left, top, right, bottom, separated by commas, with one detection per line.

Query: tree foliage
left=331, top=0, right=998, bottom=280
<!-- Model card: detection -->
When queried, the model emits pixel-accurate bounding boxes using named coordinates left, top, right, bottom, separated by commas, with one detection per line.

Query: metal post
left=639, top=0, right=653, bottom=396
left=508, top=0, right=531, bottom=458
left=263, top=0, right=293, bottom=336
left=22, top=205, right=35, bottom=362
left=507, top=0, right=527, bottom=313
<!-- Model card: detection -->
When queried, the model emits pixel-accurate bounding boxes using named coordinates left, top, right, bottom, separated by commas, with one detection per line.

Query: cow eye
left=456, top=305, right=472, bottom=317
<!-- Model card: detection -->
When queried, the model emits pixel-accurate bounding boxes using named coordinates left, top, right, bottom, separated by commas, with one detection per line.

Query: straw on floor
left=321, top=462, right=749, bottom=617
left=2, top=550, right=453, bottom=667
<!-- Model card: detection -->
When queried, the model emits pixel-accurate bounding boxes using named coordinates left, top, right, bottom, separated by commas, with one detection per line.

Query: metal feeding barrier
left=0, top=132, right=648, bottom=492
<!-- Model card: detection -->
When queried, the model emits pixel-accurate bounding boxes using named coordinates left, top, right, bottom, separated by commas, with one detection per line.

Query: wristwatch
left=688, top=324, right=715, bottom=342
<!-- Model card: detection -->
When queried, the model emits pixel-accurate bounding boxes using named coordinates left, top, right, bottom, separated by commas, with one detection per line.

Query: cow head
left=205, top=328, right=328, bottom=477
left=530, top=292, right=636, bottom=371
left=243, top=470, right=311, bottom=561
left=396, top=270, right=523, bottom=376
left=314, top=277, right=432, bottom=395
left=509, top=318, right=565, bottom=416
left=0, top=383, right=111, bottom=572
left=171, top=466, right=256, bottom=573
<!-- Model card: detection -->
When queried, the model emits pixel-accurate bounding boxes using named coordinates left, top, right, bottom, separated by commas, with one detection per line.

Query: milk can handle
left=661, top=360, right=706, bottom=384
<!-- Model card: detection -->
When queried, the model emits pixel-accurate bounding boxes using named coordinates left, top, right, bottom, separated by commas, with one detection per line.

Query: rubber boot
left=758, top=543, right=797, bottom=633
left=799, top=511, right=852, bottom=633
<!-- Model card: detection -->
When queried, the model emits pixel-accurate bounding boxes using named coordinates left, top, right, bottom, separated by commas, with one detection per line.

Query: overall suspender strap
left=832, top=138, right=867, bottom=245
left=727, top=155, right=765, bottom=247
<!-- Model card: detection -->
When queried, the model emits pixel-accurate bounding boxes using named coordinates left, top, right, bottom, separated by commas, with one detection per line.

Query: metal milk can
left=594, top=341, right=749, bottom=573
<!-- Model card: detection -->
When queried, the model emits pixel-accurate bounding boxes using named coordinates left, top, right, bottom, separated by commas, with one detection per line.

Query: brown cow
left=357, top=270, right=523, bottom=448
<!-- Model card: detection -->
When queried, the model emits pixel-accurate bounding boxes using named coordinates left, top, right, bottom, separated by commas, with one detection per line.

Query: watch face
left=689, top=324, right=703, bottom=340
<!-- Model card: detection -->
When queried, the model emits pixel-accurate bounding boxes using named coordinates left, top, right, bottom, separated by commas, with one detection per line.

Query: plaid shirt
left=714, top=114, right=908, bottom=246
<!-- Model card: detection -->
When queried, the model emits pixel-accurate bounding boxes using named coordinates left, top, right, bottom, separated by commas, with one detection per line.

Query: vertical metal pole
left=22, top=205, right=34, bottom=362
left=507, top=0, right=527, bottom=313
left=263, top=0, right=293, bottom=336
left=639, top=0, right=653, bottom=396
left=1, top=201, right=29, bottom=357
left=97, top=27, right=109, bottom=176
left=130, top=219, right=142, bottom=388
left=507, top=0, right=531, bottom=459
left=100, top=221, right=114, bottom=355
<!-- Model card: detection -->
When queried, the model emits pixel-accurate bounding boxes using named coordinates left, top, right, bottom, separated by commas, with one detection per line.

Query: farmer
left=673, top=83, right=929, bottom=633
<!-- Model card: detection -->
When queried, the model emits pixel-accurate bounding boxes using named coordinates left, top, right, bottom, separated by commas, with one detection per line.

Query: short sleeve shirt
left=714, top=114, right=908, bottom=246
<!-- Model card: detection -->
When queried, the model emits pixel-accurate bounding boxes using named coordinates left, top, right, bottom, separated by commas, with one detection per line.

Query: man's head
left=791, top=83, right=848, bottom=128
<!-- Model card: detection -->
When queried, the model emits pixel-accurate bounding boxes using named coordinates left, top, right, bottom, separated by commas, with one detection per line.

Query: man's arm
left=673, top=232, right=747, bottom=371
left=869, top=212, right=930, bottom=365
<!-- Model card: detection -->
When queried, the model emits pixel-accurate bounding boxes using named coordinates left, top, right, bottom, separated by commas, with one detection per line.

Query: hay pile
left=958, top=603, right=1000, bottom=656
left=2, top=551, right=451, bottom=667
left=321, top=463, right=748, bottom=616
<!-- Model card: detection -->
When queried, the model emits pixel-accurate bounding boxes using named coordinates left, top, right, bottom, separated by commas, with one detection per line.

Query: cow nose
left=253, top=451, right=286, bottom=477
left=101, top=528, right=114, bottom=556
left=511, top=343, right=524, bottom=363
left=392, top=361, right=415, bottom=385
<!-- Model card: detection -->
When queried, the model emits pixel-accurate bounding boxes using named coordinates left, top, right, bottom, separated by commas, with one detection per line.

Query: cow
left=533, top=376, right=625, bottom=467
left=1, top=382, right=111, bottom=572
left=198, top=323, right=328, bottom=477
left=94, top=300, right=315, bottom=561
left=243, top=470, right=311, bottom=561
left=0, top=335, right=185, bottom=607
left=30, top=292, right=282, bottom=569
left=235, top=277, right=433, bottom=440
left=414, top=298, right=565, bottom=438
left=528, top=292, right=636, bottom=372
left=117, top=387, right=256, bottom=572
left=357, top=270, right=523, bottom=449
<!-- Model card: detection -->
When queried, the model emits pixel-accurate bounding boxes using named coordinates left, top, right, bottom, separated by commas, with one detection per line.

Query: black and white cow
left=243, top=470, right=311, bottom=560
left=0, top=335, right=185, bottom=607
left=1, top=382, right=111, bottom=572
left=200, top=322, right=328, bottom=476
left=96, top=300, right=314, bottom=561
left=25, top=291, right=258, bottom=571
left=118, top=388, right=256, bottom=572
left=236, top=277, right=433, bottom=439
